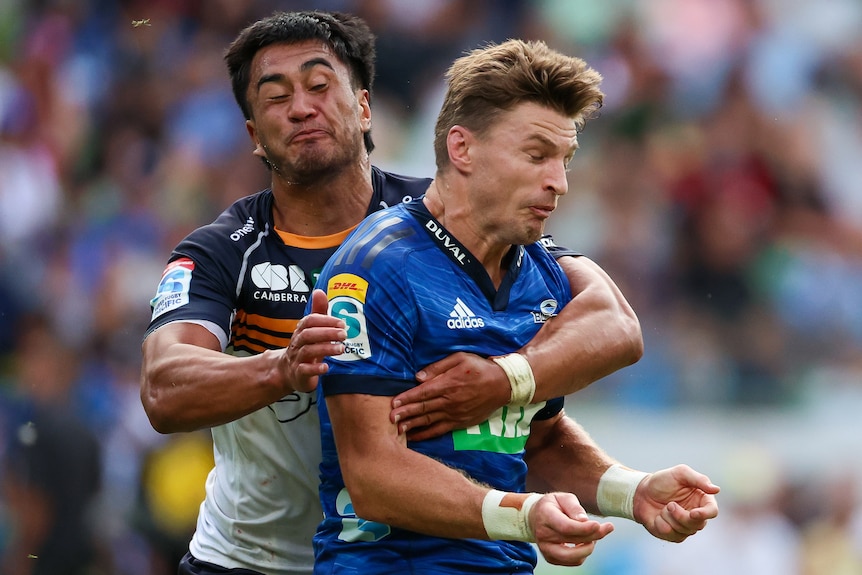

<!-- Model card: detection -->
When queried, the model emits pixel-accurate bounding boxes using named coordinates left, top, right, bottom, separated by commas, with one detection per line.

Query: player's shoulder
left=179, top=189, right=273, bottom=250
left=525, top=240, right=565, bottom=267
left=327, top=203, right=419, bottom=272
left=371, top=165, right=431, bottom=208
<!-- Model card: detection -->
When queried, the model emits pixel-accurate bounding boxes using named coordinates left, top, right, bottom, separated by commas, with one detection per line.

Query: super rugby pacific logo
left=327, top=273, right=372, bottom=361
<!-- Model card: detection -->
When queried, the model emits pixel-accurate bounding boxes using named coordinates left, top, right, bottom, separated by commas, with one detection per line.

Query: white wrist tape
left=492, top=353, right=536, bottom=406
left=596, top=464, right=649, bottom=520
left=481, top=489, right=543, bottom=542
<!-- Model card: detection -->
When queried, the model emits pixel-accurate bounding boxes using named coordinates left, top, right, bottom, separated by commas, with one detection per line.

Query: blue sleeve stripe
left=321, top=374, right=414, bottom=397
left=334, top=215, right=405, bottom=267
left=361, top=227, right=414, bottom=269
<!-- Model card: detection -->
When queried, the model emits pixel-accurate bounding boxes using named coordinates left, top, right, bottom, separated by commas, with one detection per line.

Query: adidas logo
left=447, top=298, right=485, bottom=329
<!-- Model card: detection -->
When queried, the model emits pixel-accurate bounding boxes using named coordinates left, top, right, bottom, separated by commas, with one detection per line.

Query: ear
left=246, top=119, right=266, bottom=160
left=357, top=89, right=372, bottom=133
left=446, top=125, right=473, bottom=173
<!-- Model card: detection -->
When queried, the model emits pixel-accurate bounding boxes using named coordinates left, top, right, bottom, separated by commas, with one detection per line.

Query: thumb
left=311, top=288, right=329, bottom=315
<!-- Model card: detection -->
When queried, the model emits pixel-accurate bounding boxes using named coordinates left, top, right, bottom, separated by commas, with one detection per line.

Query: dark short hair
left=225, top=10, right=377, bottom=152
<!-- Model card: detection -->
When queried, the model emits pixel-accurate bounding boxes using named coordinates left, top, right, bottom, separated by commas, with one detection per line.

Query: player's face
left=468, top=101, right=578, bottom=245
left=245, top=40, right=371, bottom=185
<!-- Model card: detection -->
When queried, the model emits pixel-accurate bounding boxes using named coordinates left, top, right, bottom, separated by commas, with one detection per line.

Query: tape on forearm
left=492, top=353, right=536, bottom=406
left=481, top=489, right=543, bottom=542
left=596, top=464, right=650, bottom=520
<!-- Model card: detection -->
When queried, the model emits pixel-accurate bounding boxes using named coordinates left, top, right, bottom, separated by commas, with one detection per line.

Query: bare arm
left=525, top=255, right=643, bottom=400
left=140, top=290, right=346, bottom=433
left=390, top=256, right=643, bottom=438
left=524, top=411, right=720, bottom=543
left=327, top=392, right=489, bottom=538
left=523, top=411, right=614, bottom=514
left=327, top=392, right=612, bottom=565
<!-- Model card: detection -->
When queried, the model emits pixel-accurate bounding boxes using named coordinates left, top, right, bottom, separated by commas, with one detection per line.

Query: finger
left=660, top=502, right=691, bottom=534
left=537, top=540, right=596, bottom=567
left=671, top=499, right=716, bottom=528
left=688, top=498, right=720, bottom=522
left=414, top=353, right=465, bottom=382
left=292, top=326, right=348, bottom=349
left=310, top=288, right=329, bottom=314
left=675, top=465, right=721, bottom=495
left=392, top=382, right=447, bottom=410
left=555, top=493, right=589, bottom=522
left=296, top=314, right=346, bottom=331
left=391, top=393, right=453, bottom=421
left=553, top=519, right=613, bottom=545
left=293, top=341, right=346, bottom=363
left=654, top=503, right=702, bottom=543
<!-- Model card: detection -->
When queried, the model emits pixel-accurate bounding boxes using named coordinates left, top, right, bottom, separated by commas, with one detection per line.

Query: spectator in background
left=0, top=315, right=102, bottom=575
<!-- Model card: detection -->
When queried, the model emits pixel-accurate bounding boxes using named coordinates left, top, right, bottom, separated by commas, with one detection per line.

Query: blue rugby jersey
left=313, top=200, right=571, bottom=574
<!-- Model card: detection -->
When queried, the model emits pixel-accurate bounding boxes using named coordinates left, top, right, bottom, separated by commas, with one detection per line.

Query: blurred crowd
left=0, top=0, right=861, bottom=573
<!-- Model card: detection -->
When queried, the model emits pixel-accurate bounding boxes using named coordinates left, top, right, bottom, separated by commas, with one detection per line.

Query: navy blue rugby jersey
left=312, top=200, right=571, bottom=574
left=145, top=166, right=431, bottom=352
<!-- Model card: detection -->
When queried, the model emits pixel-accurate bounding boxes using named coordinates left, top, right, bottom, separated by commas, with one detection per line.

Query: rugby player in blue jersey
left=313, top=39, right=720, bottom=573
left=141, top=10, right=647, bottom=575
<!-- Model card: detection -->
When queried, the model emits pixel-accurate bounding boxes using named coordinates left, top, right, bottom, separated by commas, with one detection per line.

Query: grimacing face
left=465, top=101, right=578, bottom=246
left=245, top=40, right=371, bottom=185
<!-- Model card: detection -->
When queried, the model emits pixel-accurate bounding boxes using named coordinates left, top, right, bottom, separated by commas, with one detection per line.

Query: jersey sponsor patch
left=327, top=273, right=372, bottom=361
left=150, top=258, right=194, bottom=320
left=251, top=262, right=310, bottom=292
left=452, top=402, right=546, bottom=454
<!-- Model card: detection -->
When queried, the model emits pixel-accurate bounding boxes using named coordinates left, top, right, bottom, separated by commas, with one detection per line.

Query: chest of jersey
left=230, top=235, right=339, bottom=355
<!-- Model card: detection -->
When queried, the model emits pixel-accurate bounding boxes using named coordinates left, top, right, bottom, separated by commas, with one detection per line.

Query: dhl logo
left=327, top=273, right=368, bottom=301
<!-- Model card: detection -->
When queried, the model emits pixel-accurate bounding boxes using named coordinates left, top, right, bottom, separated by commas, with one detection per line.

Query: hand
left=389, top=352, right=511, bottom=440
left=281, top=289, right=346, bottom=393
left=531, top=493, right=614, bottom=567
left=633, top=464, right=720, bottom=543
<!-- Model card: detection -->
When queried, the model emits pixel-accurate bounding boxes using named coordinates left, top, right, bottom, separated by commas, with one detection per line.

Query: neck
left=270, top=157, right=373, bottom=236
left=424, top=177, right=510, bottom=286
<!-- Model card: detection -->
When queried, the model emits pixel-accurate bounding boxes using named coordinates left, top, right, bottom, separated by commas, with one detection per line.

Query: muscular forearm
left=140, top=324, right=288, bottom=433
left=524, top=413, right=616, bottom=515
left=141, top=295, right=344, bottom=433
left=330, top=393, right=491, bottom=539
left=522, top=256, right=642, bottom=402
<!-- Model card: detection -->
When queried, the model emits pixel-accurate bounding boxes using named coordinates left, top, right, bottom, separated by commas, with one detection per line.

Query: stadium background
left=0, top=0, right=860, bottom=573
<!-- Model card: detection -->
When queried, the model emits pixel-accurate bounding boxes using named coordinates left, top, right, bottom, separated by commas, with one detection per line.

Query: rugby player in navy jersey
left=313, top=39, right=719, bottom=573
left=141, top=10, right=648, bottom=575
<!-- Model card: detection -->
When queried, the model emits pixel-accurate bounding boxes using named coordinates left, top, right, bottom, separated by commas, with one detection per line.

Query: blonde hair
left=433, top=39, right=604, bottom=170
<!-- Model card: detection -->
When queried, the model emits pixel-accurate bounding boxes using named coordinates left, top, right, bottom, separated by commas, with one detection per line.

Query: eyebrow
left=256, top=57, right=336, bottom=90
left=525, top=133, right=579, bottom=152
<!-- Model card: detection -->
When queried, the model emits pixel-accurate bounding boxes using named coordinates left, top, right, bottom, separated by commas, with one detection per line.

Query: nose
left=546, top=162, right=569, bottom=197
left=289, top=89, right=318, bottom=120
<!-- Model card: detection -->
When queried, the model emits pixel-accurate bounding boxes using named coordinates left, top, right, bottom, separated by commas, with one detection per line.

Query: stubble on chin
left=273, top=138, right=361, bottom=186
